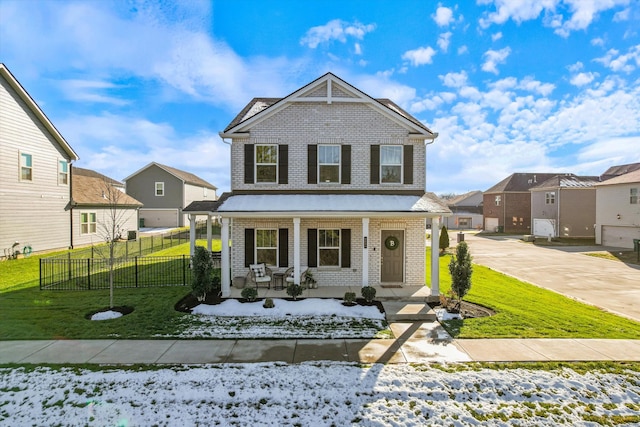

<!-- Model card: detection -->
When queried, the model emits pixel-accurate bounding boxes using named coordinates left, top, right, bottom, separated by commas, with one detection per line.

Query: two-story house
left=184, top=73, right=450, bottom=297
left=0, top=63, right=79, bottom=256
left=595, top=169, right=640, bottom=248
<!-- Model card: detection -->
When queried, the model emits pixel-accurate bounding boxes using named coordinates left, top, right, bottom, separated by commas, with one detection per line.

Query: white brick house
left=185, top=73, right=450, bottom=297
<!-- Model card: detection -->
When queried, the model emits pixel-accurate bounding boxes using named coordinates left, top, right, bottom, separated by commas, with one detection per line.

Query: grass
left=585, top=250, right=639, bottom=265
left=428, top=248, right=640, bottom=339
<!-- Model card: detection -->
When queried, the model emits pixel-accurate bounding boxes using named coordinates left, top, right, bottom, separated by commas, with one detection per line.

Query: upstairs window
left=155, top=182, right=164, bottom=196
left=318, top=229, right=340, bottom=267
left=20, top=153, right=32, bottom=181
left=255, top=145, right=278, bottom=183
left=255, top=229, right=277, bottom=266
left=80, top=212, right=97, bottom=235
left=495, top=195, right=501, bottom=206
left=58, top=160, right=68, bottom=185
left=631, top=188, right=638, bottom=204
left=380, top=145, right=402, bottom=183
left=318, top=145, right=340, bottom=183
left=545, top=192, right=555, bottom=204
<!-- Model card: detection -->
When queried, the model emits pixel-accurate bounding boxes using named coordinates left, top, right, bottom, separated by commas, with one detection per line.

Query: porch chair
left=284, top=266, right=310, bottom=286
left=247, top=263, right=273, bottom=289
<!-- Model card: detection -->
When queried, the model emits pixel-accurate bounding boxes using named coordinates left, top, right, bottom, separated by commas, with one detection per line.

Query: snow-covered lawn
left=1, top=363, right=638, bottom=426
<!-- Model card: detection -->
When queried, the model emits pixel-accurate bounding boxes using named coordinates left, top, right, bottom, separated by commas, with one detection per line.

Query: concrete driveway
left=462, top=233, right=640, bottom=323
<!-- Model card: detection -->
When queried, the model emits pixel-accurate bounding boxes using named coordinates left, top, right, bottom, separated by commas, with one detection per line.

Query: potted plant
left=304, top=270, right=317, bottom=289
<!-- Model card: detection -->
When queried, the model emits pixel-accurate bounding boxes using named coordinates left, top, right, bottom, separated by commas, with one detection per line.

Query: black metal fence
left=40, top=253, right=222, bottom=291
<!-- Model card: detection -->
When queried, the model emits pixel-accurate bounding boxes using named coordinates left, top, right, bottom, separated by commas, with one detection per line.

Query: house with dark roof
left=71, top=167, right=143, bottom=247
left=184, top=72, right=451, bottom=298
left=530, top=174, right=599, bottom=238
left=600, top=162, right=640, bottom=182
left=1, top=63, right=79, bottom=256
left=483, top=173, right=560, bottom=233
left=595, top=169, right=640, bottom=249
left=442, top=191, right=483, bottom=230
left=124, top=162, right=217, bottom=228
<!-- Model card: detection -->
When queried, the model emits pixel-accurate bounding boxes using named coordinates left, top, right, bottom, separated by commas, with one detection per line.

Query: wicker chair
left=246, top=263, right=273, bottom=289
left=283, top=266, right=310, bottom=286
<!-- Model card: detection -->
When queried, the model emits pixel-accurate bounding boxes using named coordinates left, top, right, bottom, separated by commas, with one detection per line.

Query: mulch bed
left=428, top=300, right=495, bottom=319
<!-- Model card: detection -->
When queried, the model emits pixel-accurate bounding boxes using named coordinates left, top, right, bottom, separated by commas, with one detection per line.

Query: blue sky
left=1, top=0, right=639, bottom=194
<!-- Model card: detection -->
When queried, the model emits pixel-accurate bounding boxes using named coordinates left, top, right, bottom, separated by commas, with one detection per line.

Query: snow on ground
left=1, top=363, right=638, bottom=426
left=90, top=311, right=123, bottom=321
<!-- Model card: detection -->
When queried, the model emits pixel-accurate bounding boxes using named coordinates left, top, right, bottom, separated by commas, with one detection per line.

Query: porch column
left=430, top=216, right=440, bottom=297
left=362, top=217, right=369, bottom=287
left=293, top=217, right=301, bottom=285
left=206, top=214, right=212, bottom=252
left=189, top=215, right=196, bottom=258
left=221, top=217, right=230, bottom=297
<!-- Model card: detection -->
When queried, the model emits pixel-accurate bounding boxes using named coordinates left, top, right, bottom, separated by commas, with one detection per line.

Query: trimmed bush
left=448, top=241, right=473, bottom=310
left=241, top=287, right=257, bottom=302
left=286, top=283, right=304, bottom=300
left=263, top=298, right=275, bottom=309
left=191, top=246, right=215, bottom=302
left=343, top=292, right=356, bottom=305
left=439, top=225, right=450, bottom=253
left=361, top=286, right=376, bottom=303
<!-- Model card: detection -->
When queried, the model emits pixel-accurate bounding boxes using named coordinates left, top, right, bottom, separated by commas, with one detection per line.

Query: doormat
left=381, top=285, right=402, bottom=288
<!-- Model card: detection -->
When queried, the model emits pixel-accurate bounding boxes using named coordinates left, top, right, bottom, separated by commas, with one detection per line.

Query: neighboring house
left=599, top=162, right=640, bottom=182
left=594, top=169, right=640, bottom=249
left=124, top=162, right=217, bottom=228
left=0, top=63, right=79, bottom=256
left=483, top=173, right=559, bottom=233
left=442, top=191, right=483, bottom=230
left=71, top=167, right=143, bottom=247
left=184, top=73, right=451, bottom=298
left=530, top=174, right=599, bottom=238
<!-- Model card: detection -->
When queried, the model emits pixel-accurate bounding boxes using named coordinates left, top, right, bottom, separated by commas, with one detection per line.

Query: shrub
left=263, top=298, right=275, bottom=309
left=439, top=225, right=450, bottom=253
left=448, top=241, right=473, bottom=310
left=241, top=287, right=258, bottom=302
left=286, top=283, right=304, bottom=300
left=361, top=286, right=376, bottom=303
left=343, top=292, right=356, bottom=305
left=191, top=246, right=215, bottom=301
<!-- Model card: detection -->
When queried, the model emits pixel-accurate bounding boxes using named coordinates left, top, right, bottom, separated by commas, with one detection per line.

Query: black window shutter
left=307, top=228, right=317, bottom=267
left=341, top=229, right=351, bottom=268
left=244, top=144, right=254, bottom=184
left=244, top=228, right=255, bottom=267
left=403, top=145, right=413, bottom=185
left=341, top=145, right=351, bottom=184
left=370, top=145, right=380, bottom=184
left=278, top=228, right=288, bottom=267
left=308, top=145, right=317, bottom=184
left=278, top=145, right=288, bottom=184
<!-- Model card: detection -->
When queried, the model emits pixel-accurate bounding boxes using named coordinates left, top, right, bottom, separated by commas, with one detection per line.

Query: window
left=20, top=153, right=32, bottom=181
left=495, top=195, right=501, bottom=206
left=631, top=188, right=638, bottom=204
left=380, top=145, right=402, bottom=183
left=255, top=145, right=278, bottom=183
left=58, top=160, right=68, bottom=185
left=545, top=192, right=555, bottom=204
left=80, top=212, right=97, bottom=235
left=155, top=182, right=164, bottom=196
left=318, top=145, right=340, bottom=183
left=318, top=229, right=340, bottom=266
left=203, top=187, right=208, bottom=197
left=255, top=229, right=277, bottom=266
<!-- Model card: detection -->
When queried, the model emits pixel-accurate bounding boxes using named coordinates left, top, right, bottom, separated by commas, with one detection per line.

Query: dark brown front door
left=381, top=230, right=404, bottom=282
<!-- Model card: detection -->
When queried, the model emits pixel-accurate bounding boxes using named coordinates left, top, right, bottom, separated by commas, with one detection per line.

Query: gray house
left=0, top=63, right=79, bottom=256
left=124, top=162, right=217, bottom=228
left=530, top=174, right=599, bottom=238
left=442, top=191, right=483, bottom=230
left=595, top=169, right=640, bottom=248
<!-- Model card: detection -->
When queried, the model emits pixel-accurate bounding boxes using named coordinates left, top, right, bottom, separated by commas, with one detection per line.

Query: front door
left=381, top=230, right=404, bottom=282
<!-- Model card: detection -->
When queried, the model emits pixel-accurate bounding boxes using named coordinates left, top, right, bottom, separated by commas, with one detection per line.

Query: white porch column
left=293, top=217, right=301, bottom=285
left=206, top=214, right=212, bottom=252
left=362, top=217, right=369, bottom=287
left=189, top=215, right=196, bottom=258
left=430, top=216, right=440, bottom=297
left=221, top=217, right=230, bottom=297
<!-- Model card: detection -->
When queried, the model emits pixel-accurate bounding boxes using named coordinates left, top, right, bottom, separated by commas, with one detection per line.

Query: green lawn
left=428, top=249, right=640, bottom=339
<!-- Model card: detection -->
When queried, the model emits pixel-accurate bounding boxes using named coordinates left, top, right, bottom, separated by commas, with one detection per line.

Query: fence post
left=39, top=259, right=42, bottom=290
left=151, top=235, right=154, bottom=253
left=135, top=256, right=139, bottom=288
left=183, top=254, right=186, bottom=285
left=67, top=252, right=71, bottom=281
left=161, top=232, right=164, bottom=249
left=126, top=241, right=129, bottom=259
left=87, top=258, right=91, bottom=290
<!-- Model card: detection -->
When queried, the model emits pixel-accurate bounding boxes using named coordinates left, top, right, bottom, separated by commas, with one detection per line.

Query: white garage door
left=485, top=217, right=499, bottom=232
left=533, top=219, right=556, bottom=237
left=140, top=209, right=179, bottom=228
left=602, top=226, right=640, bottom=249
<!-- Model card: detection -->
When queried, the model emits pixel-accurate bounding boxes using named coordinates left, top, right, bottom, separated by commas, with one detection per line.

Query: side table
left=273, top=272, right=285, bottom=290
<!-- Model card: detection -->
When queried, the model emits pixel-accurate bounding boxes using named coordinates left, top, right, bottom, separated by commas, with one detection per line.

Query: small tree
left=448, top=241, right=473, bottom=310
left=192, top=246, right=215, bottom=301
left=439, top=225, right=450, bottom=253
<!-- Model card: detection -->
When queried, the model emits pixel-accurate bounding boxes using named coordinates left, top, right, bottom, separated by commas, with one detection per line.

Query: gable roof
left=72, top=169, right=142, bottom=207
left=221, top=73, right=436, bottom=138
left=530, top=174, right=600, bottom=190
left=447, top=191, right=483, bottom=207
left=123, top=162, right=217, bottom=190
left=73, top=167, right=123, bottom=187
left=0, top=63, right=79, bottom=161
left=596, top=169, right=640, bottom=186
left=600, top=162, right=640, bottom=181
left=484, top=173, right=561, bottom=193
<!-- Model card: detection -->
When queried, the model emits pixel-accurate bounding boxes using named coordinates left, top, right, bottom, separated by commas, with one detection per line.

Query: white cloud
left=440, top=71, right=468, bottom=88
left=402, top=46, right=437, bottom=66
left=491, top=32, right=503, bottom=41
left=479, top=0, right=556, bottom=28
left=482, top=47, right=511, bottom=74
left=570, top=72, right=597, bottom=86
left=595, top=45, right=640, bottom=73
left=568, top=61, right=584, bottom=72
left=354, top=43, right=362, bottom=55
left=457, top=45, right=469, bottom=55
left=437, top=32, right=452, bottom=52
left=300, top=19, right=376, bottom=48
left=58, top=79, right=129, bottom=105
left=591, top=37, right=605, bottom=46
left=518, top=77, right=556, bottom=96
left=613, top=7, right=630, bottom=21
left=433, top=6, right=454, bottom=26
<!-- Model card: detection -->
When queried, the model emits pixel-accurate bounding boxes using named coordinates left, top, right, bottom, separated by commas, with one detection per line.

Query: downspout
left=69, top=164, right=74, bottom=249
left=557, top=188, right=561, bottom=238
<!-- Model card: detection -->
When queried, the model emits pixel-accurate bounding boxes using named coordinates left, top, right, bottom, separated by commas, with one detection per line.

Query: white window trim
left=80, top=212, right=97, bottom=235
left=495, top=195, right=501, bottom=206
left=19, top=151, right=33, bottom=182
left=380, top=145, right=403, bottom=184
left=318, top=144, right=341, bottom=184
left=631, top=188, right=638, bottom=204
left=58, top=159, right=69, bottom=186
left=318, top=228, right=341, bottom=268
left=255, top=228, right=278, bottom=267
left=155, top=182, right=165, bottom=197
left=545, top=192, right=556, bottom=204
left=255, top=144, right=278, bottom=184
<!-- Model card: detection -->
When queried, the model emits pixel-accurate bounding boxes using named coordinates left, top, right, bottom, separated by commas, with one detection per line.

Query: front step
left=382, top=301, right=438, bottom=322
